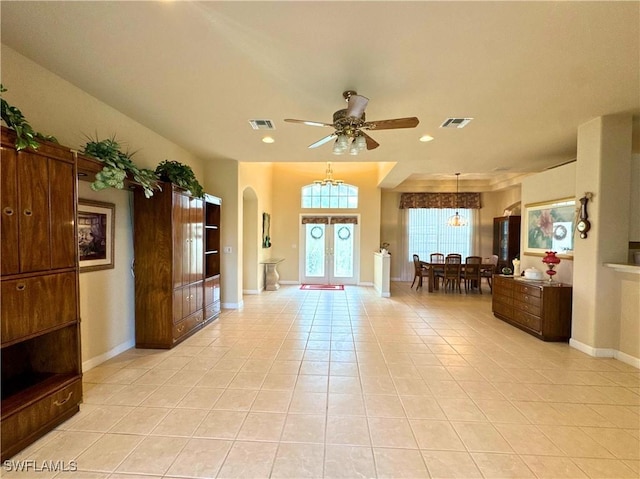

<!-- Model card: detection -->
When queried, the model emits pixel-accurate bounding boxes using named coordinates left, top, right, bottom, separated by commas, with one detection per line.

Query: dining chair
left=411, top=254, right=429, bottom=290
left=429, top=253, right=445, bottom=289
left=443, top=254, right=462, bottom=293
left=481, top=255, right=498, bottom=292
left=463, top=256, right=483, bottom=293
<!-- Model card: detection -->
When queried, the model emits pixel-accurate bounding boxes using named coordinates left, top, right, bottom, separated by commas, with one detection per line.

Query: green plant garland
left=82, top=137, right=159, bottom=198
left=0, top=84, right=57, bottom=150
left=155, top=160, right=205, bottom=198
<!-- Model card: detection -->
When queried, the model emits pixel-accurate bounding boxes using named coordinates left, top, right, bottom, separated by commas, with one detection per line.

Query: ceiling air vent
left=248, top=119, right=275, bottom=130
left=440, top=118, right=473, bottom=129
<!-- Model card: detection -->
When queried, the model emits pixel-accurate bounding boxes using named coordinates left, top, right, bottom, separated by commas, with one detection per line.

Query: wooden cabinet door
left=1, top=272, right=78, bottom=344
left=49, top=159, right=76, bottom=269
left=190, top=197, right=204, bottom=281
left=1, top=147, right=20, bottom=275
left=172, top=190, right=185, bottom=289
left=17, top=152, right=51, bottom=273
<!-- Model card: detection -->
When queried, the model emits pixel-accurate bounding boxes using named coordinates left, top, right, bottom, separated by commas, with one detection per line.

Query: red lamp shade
left=542, top=251, right=561, bottom=265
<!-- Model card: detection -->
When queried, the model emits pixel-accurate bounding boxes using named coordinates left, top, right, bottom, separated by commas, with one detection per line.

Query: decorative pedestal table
left=261, top=258, right=284, bottom=291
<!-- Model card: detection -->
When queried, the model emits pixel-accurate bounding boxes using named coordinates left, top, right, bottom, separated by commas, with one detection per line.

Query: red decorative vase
left=541, top=251, right=561, bottom=282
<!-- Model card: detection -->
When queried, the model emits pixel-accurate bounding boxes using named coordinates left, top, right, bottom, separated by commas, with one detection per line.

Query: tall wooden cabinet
left=493, top=215, right=521, bottom=272
left=133, top=185, right=221, bottom=348
left=0, top=127, right=82, bottom=460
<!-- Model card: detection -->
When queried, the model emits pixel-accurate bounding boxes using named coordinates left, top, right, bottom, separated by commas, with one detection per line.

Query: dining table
left=419, top=260, right=495, bottom=293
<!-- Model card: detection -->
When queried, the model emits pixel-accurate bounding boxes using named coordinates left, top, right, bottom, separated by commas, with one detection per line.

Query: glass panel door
left=301, top=219, right=357, bottom=285
left=304, top=224, right=327, bottom=282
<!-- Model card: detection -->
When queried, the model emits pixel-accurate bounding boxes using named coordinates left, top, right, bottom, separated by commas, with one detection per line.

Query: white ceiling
left=2, top=1, right=638, bottom=189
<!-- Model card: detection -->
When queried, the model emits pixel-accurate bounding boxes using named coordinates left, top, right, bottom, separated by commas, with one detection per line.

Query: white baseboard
left=569, top=339, right=640, bottom=369
left=358, top=282, right=373, bottom=287
left=82, top=339, right=135, bottom=372
left=279, top=280, right=300, bottom=285
left=391, top=277, right=403, bottom=282
left=243, top=289, right=262, bottom=295
left=222, top=301, right=244, bottom=309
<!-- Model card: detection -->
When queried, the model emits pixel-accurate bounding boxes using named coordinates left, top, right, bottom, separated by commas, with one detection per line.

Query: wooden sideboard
left=492, top=275, right=572, bottom=341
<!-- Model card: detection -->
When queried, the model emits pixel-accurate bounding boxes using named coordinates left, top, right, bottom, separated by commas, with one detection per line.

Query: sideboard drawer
left=1, top=378, right=81, bottom=455
left=514, top=283, right=542, bottom=298
left=513, top=298, right=541, bottom=316
left=512, top=309, right=542, bottom=333
left=173, top=310, right=204, bottom=343
left=493, top=301, right=513, bottom=319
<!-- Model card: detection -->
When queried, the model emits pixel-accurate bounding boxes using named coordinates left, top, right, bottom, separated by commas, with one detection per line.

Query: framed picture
left=78, top=199, right=115, bottom=272
left=524, top=197, right=576, bottom=259
left=262, top=212, right=271, bottom=248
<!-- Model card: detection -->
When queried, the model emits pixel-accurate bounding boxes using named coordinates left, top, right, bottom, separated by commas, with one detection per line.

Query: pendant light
left=447, top=173, right=467, bottom=227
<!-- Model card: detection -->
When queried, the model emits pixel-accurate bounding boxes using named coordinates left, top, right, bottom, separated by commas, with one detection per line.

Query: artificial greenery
left=155, top=160, right=205, bottom=198
left=82, top=137, right=159, bottom=198
left=0, top=84, right=57, bottom=150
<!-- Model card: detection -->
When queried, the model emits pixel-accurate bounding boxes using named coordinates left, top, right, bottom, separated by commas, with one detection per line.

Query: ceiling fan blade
left=308, top=133, right=337, bottom=149
left=284, top=119, right=334, bottom=128
left=363, top=117, right=420, bottom=130
left=361, top=132, right=380, bottom=150
left=346, top=94, right=369, bottom=119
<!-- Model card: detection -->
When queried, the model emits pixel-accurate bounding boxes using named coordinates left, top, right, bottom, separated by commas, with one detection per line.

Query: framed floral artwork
left=78, top=199, right=115, bottom=272
left=524, top=198, right=576, bottom=259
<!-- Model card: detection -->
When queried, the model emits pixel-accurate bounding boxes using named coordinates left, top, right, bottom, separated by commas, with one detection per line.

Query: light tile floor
left=5, top=284, right=640, bottom=478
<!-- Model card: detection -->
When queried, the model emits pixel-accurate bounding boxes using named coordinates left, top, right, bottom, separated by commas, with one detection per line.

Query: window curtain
left=301, top=216, right=329, bottom=224
left=399, top=192, right=481, bottom=209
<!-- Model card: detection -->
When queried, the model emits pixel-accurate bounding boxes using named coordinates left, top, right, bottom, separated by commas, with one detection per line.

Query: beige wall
left=2, top=46, right=207, bottom=369
left=572, top=115, right=636, bottom=362
left=270, top=162, right=381, bottom=284
left=204, top=159, right=241, bottom=307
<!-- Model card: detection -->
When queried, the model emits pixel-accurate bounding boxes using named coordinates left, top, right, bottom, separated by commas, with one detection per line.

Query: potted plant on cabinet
left=155, top=159, right=205, bottom=198
left=82, top=137, right=159, bottom=198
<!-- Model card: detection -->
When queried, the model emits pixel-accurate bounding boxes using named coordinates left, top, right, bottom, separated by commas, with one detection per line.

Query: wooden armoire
left=0, top=127, right=82, bottom=460
left=133, top=185, right=221, bottom=348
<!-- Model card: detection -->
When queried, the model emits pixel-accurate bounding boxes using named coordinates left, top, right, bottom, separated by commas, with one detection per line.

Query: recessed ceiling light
left=419, top=135, right=434, bottom=142
left=262, top=136, right=275, bottom=144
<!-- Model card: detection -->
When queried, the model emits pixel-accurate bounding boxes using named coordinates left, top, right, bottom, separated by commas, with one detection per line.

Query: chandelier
left=447, top=173, right=468, bottom=227
left=314, top=162, right=344, bottom=186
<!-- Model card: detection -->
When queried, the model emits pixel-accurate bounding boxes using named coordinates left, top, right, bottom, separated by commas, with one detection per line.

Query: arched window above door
left=301, top=183, right=358, bottom=209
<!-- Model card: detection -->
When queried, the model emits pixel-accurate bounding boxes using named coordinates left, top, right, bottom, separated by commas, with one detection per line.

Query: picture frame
left=262, top=212, right=271, bottom=248
left=78, top=199, right=115, bottom=272
left=524, top=197, right=576, bottom=259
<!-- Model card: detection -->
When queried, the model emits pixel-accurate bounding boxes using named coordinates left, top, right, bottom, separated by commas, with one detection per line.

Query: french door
left=300, top=217, right=358, bottom=285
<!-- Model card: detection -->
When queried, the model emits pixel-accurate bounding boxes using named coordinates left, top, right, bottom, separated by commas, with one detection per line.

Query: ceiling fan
left=284, top=91, right=419, bottom=155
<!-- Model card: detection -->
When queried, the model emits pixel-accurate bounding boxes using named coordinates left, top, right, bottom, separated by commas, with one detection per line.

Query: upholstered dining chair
left=463, top=256, right=483, bottom=293
left=443, top=254, right=462, bottom=293
left=481, top=255, right=498, bottom=292
left=411, top=254, right=429, bottom=290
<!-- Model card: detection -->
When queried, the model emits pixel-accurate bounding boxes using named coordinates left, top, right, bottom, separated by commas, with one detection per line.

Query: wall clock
left=577, top=194, right=592, bottom=239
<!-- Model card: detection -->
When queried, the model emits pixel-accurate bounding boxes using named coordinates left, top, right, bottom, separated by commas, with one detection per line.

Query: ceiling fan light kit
left=285, top=91, right=419, bottom=155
